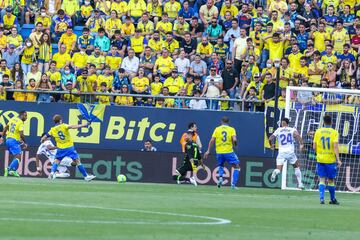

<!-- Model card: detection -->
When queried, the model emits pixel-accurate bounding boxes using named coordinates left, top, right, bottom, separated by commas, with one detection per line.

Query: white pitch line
left=0, top=200, right=231, bottom=225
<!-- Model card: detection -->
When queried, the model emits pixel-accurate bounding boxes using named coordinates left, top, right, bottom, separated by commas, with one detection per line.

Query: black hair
left=323, top=115, right=332, bottom=125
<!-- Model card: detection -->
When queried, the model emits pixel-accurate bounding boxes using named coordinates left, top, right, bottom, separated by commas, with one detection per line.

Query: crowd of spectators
left=0, top=0, right=359, bottom=110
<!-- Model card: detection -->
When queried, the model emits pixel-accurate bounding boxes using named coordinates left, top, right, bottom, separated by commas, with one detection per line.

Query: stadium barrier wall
left=0, top=101, right=265, bottom=157
left=0, top=147, right=280, bottom=188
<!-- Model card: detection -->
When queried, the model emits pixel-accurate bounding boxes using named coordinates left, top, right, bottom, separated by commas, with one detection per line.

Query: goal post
left=282, top=86, right=360, bottom=193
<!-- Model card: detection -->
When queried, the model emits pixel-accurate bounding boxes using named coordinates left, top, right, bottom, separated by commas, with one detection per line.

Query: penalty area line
left=0, top=200, right=231, bottom=225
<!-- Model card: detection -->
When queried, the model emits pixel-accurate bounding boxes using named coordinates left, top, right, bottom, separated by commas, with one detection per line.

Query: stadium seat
left=52, top=44, right=59, bottom=54
left=74, top=26, right=84, bottom=37
left=20, top=24, right=34, bottom=39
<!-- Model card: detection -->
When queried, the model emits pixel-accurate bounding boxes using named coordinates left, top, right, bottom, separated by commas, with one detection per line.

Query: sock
left=232, top=168, right=240, bottom=187
left=77, top=164, right=88, bottom=177
left=319, top=182, right=326, bottom=201
left=294, top=167, right=303, bottom=186
left=328, top=182, right=336, bottom=201
left=8, top=158, right=19, bottom=171
left=273, top=169, right=281, bottom=176
left=51, top=163, right=58, bottom=174
left=218, top=166, right=224, bottom=178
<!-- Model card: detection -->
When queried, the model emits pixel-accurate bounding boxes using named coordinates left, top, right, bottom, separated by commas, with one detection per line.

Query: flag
left=77, top=103, right=105, bottom=123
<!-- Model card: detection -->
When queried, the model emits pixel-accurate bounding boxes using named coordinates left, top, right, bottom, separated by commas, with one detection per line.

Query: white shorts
left=49, top=156, right=73, bottom=173
left=276, top=152, right=298, bottom=166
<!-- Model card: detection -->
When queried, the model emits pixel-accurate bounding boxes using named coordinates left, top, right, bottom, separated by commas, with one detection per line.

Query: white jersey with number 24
left=273, top=127, right=297, bottom=153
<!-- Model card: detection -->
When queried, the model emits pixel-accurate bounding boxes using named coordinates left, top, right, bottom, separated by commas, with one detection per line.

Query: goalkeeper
left=173, top=130, right=203, bottom=186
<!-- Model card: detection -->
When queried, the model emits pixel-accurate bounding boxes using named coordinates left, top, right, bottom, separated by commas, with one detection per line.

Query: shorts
left=317, top=163, right=337, bottom=179
left=55, top=146, right=79, bottom=161
left=6, top=138, right=22, bottom=155
left=176, top=159, right=199, bottom=176
left=276, top=152, right=297, bottom=166
left=216, top=152, right=240, bottom=167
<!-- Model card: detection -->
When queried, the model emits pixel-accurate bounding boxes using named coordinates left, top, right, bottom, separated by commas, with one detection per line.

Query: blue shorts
left=317, top=163, right=337, bottom=179
left=6, top=138, right=22, bottom=155
left=55, top=146, right=79, bottom=161
left=216, top=152, right=240, bottom=167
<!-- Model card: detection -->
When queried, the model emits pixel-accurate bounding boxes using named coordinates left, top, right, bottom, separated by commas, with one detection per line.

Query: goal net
left=281, top=86, right=360, bottom=193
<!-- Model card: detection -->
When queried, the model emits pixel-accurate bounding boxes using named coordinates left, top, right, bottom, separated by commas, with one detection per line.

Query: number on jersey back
left=273, top=127, right=297, bottom=153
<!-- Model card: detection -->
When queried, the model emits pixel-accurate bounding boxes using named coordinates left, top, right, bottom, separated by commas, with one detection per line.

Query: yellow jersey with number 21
left=212, top=125, right=236, bottom=154
left=48, top=123, right=74, bottom=149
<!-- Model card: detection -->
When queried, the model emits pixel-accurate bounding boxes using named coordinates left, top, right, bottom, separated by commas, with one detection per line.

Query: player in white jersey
left=268, top=118, right=304, bottom=189
left=35, top=135, right=73, bottom=178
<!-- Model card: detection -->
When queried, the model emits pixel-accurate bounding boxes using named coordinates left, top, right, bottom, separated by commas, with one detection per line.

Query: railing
left=5, top=89, right=265, bottom=112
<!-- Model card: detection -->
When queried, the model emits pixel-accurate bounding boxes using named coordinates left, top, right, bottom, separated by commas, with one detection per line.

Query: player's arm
left=204, top=137, right=215, bottom=159
left=19, top=129, right=27, bottom=149
left=2, top=124, right=8, bottom=139
left=294, top=130, right=304, bottom=151
left=40, top=133, right=50, bottom=143
left=68, top=122, right=90, bottom=129
left=232, top=135, right=237, bottom=148
left=268, top=134, right=276, bottom=149
left=313, top=131, right=318, bottom=152
left=333, top=132, right=342, bottom=167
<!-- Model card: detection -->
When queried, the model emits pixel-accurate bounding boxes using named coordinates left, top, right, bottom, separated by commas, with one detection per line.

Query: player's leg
left=229, top=153, right=240, bottom=189
left=173, top=161, right=196, bottom=186
left=216, top=154, right=226, bottom=188
left=316, top=163, right=326, bottom=204
left=55, top=166, right=70, bottom=178
left=54, top=157, right=72, bottom=178
left=74, top=158, right=96, bottom=181
left=291, top=155, right=304, bottom=189
left=327, top=163, right=339, bottom=205
left=271, top=153, right=285, bottom=182
left=49, top=159, right=61, bottom=180
left=5, top=139, right=23, bottom=177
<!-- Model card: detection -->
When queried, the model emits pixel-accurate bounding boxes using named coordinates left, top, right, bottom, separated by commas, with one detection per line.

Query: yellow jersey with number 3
left=6, top=118, right=24, bottom=141
left=314, top=127, right=339, bottom=164
left=48, top=124, right=74, bottom=149
left=212, top=125, right=236, bottom=154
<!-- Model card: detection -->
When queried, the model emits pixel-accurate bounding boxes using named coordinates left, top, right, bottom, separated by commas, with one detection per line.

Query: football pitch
left=0, top=178, right=359, bottom=240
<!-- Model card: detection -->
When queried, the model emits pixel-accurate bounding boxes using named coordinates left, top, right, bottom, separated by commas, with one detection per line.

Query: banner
left=2, top=147, right=359, bottom=192
left=0, top=147, right=280, bottom=188
left=0, top=102, right=265, bottom=156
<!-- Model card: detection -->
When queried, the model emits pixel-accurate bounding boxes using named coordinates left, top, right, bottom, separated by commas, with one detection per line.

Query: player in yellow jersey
left=41, top=115, right=96, bottom=181
left=204, top=116, right=240, bottom=189
left=2, top=111, right=28, bottom=177
left=313, top=115, right=341, bottom=205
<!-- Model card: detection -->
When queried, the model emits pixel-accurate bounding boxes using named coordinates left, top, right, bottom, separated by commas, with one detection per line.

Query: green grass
left=0, top=178, right=359, bottom=240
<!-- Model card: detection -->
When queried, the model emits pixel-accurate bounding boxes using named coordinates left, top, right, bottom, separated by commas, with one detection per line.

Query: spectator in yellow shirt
left=26, top=79, right=37, bottom=102
left=13, top=80, right=26, bottom=102
left=155, top=13, right=173, bottom=38
left=71, top=45, right=88, bottom=71
left=85, top=9, right=105, bottom=35
left=220, top=0, right=239, bottom=20
left=111, top=0, right=128, bottom=21
left=79, top=1, right=94, bottom=24
left=115, top=84, right=134, bottom=106
left=35, top=7, right=52, bottom=34
left=62, top=0, right=79, bottom=24
left=154, top=49, right=175, bottom=77
left=137, top=12, right=154, bottom=38
left=20, top=39, right=36, bottom=75
left=52, top=44, right=71, bottom=69
left=131, top=68, right=150, bottom=94
left=58, top=27, right=77, bottom=54
left=164, top=0, right=181, bottom=20
left=127, top=0, right=146, bottom=22
left=147, top=0, right=162, bottom=25
left=196, top=36, right=213, bottom=60
left=121, top=16, right=135, bottom=39
left=96, top=82, right=111, bottom=105
left=105, top=11, right=122, bottom=38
